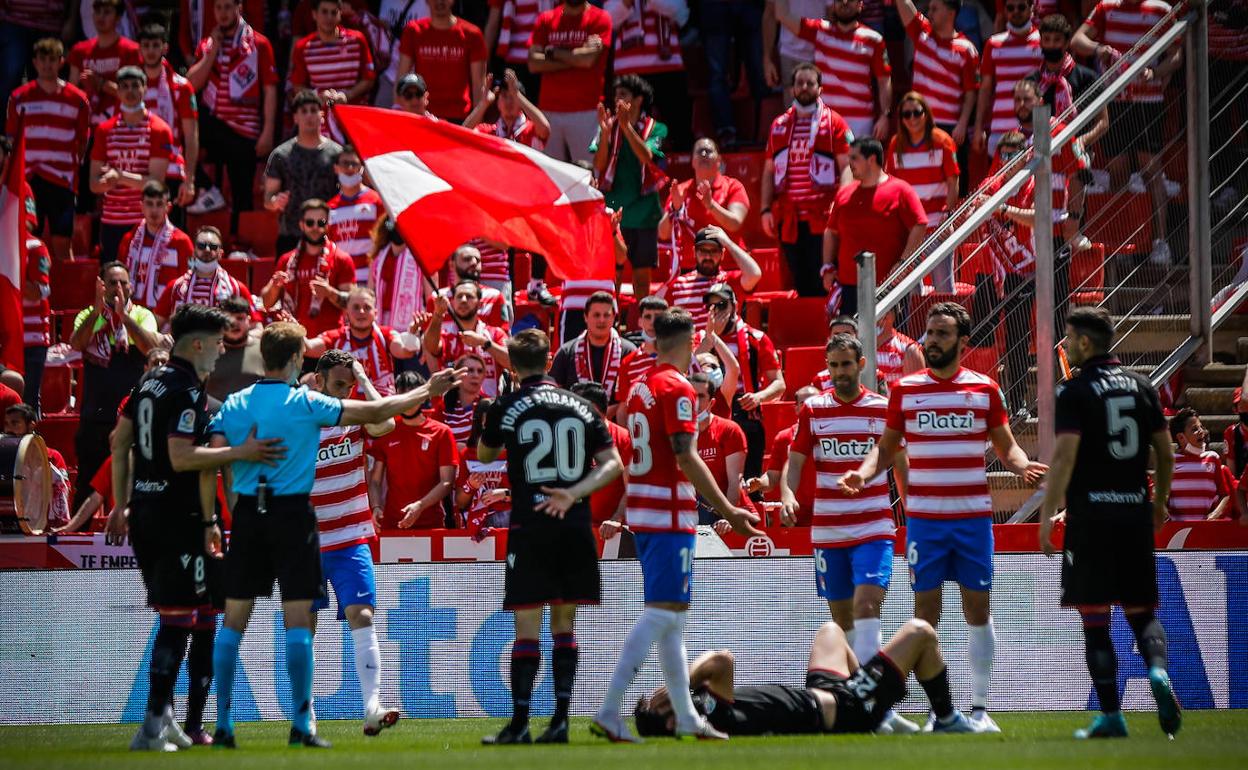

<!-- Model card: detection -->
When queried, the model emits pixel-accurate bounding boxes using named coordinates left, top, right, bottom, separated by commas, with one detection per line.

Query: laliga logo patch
left=744, top=536, right=773, bottom=558
left=676, top=396, right=694, bottom=422
left=176, top=408, right=197, bottom=434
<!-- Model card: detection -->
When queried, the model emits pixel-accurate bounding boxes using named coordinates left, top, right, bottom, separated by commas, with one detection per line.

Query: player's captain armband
left=676, top=396, right=694, bottom=422
left=176, top=408, right=196, bottom=434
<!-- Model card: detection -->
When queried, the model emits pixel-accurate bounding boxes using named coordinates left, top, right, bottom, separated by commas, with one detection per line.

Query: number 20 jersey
left=625, top=363, right=700, bottom=533
left=122, top=355, right=210, bottom=510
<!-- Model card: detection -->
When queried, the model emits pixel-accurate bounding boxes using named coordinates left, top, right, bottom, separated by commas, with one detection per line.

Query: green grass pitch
left=1, top=712, right=1246, bottom=769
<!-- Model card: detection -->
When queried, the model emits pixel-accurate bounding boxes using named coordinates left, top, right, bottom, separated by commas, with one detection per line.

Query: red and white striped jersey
left=556, top=279, right=616, bottom=314
left=431, top=399, right=476, bottom=446
left=474, top=115, right=546, bottom=151
left=1084, top=0, right=1173, bottom=102
left=625, top=363, right=699, bottom=532
left=153, top=267, right=255, bottom=320
left=884, top=128, right=960, bottom=228
left=312, top=423, right=376, bottom=551
left=22, top=238, right=51, bottom=347
left=886, top=367, right=1007, bottom=519
left=142, top=65, right=198, bottom=181
left=608, top=1, right=683, bottom=75
left=328, top=186, right=384, bottom=283
left=195, top=26, right=279, bottom=139
left=435, top=284, right=507, bottom=328
left=980, top=26, right=1041, bottom=135
left=811, top=333, right=920, bottom=393
left=5, top=80, right=91, bottom=191
left=791, top=387, right=895, bottom=547
left=68, top=35, right=142, bottom=125
left=489, top=0, right=545, bottom=65
left=0, top=0, right=66, bottom=31
left=657, top=268, right=746, bottom=328
left=799, top=19, right=890, bottom=130
left=466, top=238, right=512, bottom=284
left=291, top=28, right=375, bottom=97
left=905, top=14, right=980, bottom=126
left=319, top=324, right=398, bottom=395
left=1167, top=448, right=1231, bottom=520
left=90, top=113, right=174, bottom=226
left=437, top=319, right=508, bottom=397
left=616, top=347, right=657, bottom=405
left=457, top=452, right=509, bottom=530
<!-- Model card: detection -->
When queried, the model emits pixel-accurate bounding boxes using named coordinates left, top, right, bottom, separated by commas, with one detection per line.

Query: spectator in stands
left=549, top=290, right=638, bottom=402
left=703, top=282, right=785, bottom=483
left=207, top=294, right=264, bottom=403
left=374, top=0, right=429, bottom=106
left=89, top=66, right=173, bottom=263
left=1168, top=407, right=1240, bottom=521
left=591, top=74, right=666, bottom=299
left=463, top=68, right=551, bottom=149
left=5, top=38, right=90, bottom=260
left=369, top=217, right=428, bottom=329
left=564, top=381, right=629, bottom=529
left=68, top=0, right=140, bottom=129
left=154, top=225, right=255, bottom=328
left=689, top=370, right=751, bottom=524
left=56, top=452, right=113, bottom=533
left=0, top=0, right=70, bottom=112
left=771, top=0, right=894, bottom=141
left=484, top=0, right=539, bottom=98
left=527, top=0, right=613, bottom=164
left=812, top=307, right=924, bottom=393
left=185, top=0, right=279, bottom=227
left=421, top=279, right=511, bottom=398
left=17, top=228, right=50, bottom=413
left=973, top=0, right=1040, bottom=158
left=264, top=90, right=344, bottom=254
left=306, top=286, right=420, bottom=394
left=440, top=244, right=508, bottom=328
left=291, top=0, right=377, bottom=110
left=138, top=23, right=199, bottom=213
left=177, top=0, right=265, bottom=66
left=431, top=352, right=488, bottom=448
left=262, top=198, right=357, bottom=338
left=659, top=138, right=751, bottom=271
left=823, top=137, right=928, bottom=315
left=604, top=0, right=691, bottom=152
left=393, top=72, right=435, bottom=116
left=454, top=397, right=510, bottom=533
left=1224, top=388, right=1248, bottom=479
left=763, top=0, right=822, bottom=105
left=368, top=370, right=459, bottom=529
left=885, top=92, right=960, bottom=291
left=328, top=145, right=386, bottom=284
left=397, top=0, right=486, bottom=123
left=68, top=261, right=158, bottom=507
left=1072, top=0, right=1182, bottom=265
left=701, top=0, right=767, bottom=149
left=657, top=226, right=762, bottom=327
left=894, top=0, right=979, bottom=195
left=761, top=63, right=852, bottom=298
left=118, top=181, right=192, bottom=309
left=4, top=403, right=71, bottom=531
left=749, top=385, right=820, bottom=526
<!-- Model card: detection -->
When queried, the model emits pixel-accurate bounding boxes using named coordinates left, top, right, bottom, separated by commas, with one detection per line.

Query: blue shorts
left=905, top=517, right=994, bottom=592
left=634, top=531, right=696, bottom=604
left=312, top=543, right=377, bottom=620
left=814, top=540, right=894, bottom=601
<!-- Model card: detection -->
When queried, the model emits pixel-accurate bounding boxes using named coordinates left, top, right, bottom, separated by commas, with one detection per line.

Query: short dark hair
left=1170, top=407, right=1199, bottom=442
left=827, top=332, right=863, bottom=359
left=218, top=295, right=251, bottom=315
left=584, top=291, right=616, bottom=313
left=791, top=61, right=821, bottom=86
left=932, top=0, right=962, bottom=13
left=638, top=295, right=669, bottom=314
left=1014, top=76, right=1044, bottom=102
left=291, top=88, right=322, bottom=112
left=613, top=73, right=654, bottom=112
left=688, top=371, right=712, bottom=389
left=569, top=381, right=607, bottom=414
left=1065, top=304, right=1115, bottom=353
left=634, top=697, right=675, bottom=736
left=316, top=347, right=356, bottom=377
left=335, top=145, right=361, bottom=164
left=301, top=198, right=330, bottom=216
left=928, top=301, right=972, bottom=338
left=195, top=225, right=223, bottom=244
left=395, top=370, right=426, bottom=394
left=452, top=278, right=482, bottom=300
left=142, top=180, right=170, bottom=200
left=654, top=309, right=695, bottom=350
left=98, top=260, right=128, bottom=280
left=508, top=328, right=549, bottom=373
left=1038, top=13, right=1073, bottom=39
left=5, top=403, right=37, bottom=424
left=138, top=23, right=167, bottom=43
left=829, top=314, right=858, bottom=334
left=851, top=137, right=885, bottom=166
left=171, top=303, right=230, bottom=342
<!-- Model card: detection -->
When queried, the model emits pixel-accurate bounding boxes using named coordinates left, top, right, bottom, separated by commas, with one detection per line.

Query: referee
left=207, top=322, right=462, bottom=749
left=1040, top=306, right=1180, bottom=740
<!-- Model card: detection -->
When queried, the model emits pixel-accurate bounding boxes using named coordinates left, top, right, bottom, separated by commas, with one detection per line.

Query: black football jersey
left=1055, top=355, right=1166, bottom=511
left=481, top=375, right=612, bottom=529
left=122, top=355, right=211, bottom=511
left=696, top=685, right=824, bottom=736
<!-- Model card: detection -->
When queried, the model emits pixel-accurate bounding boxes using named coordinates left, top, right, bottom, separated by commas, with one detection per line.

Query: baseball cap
left=693, top=228, right=721, bottom=248
left=397, top=73, right=427, bottom=96
left=703, top=282, right=736, bottom=304
left=115, top=65, right=146, bottom=85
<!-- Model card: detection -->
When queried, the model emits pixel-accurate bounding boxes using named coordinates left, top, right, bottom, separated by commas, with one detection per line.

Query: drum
left=0, top=434, right=52, bottom=535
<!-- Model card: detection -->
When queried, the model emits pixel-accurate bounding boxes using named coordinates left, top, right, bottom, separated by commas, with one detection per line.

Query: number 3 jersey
left=625, top=363, right=700, bottom=533
left=481, top=375, right=613, bottom=529
left=122, top=355, right=211, bottom=511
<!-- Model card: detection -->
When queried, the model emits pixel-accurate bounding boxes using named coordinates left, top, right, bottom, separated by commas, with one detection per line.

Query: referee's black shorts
left=129, top=499, right=222, bottom=610
left=1060, top=504, right=1158, bottom=608
left=224, top=493, right=325, bottom=602
left=504, top=524, right=600, bottom=610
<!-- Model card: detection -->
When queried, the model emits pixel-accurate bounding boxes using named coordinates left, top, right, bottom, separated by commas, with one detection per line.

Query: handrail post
left=1034, top=106, right=1056, bottom=464
left=1187, top=0, right=1212, bottom=363
left=857, top=251, right=877, bottom=390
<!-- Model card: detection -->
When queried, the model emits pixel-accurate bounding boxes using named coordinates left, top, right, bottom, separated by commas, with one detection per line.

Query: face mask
left=337, top=171, right=363, bottom=187
left=875, top=324, right=885, bottom=338
left=190, top=257, right=217, bottom=274
left=1007, top=20, right=1032, bottom=35
left=706, top=366, right=724, bottom=391
left=697, top=409, right=710, bottom=423
left=119, top=101, right=144, bottom=114
left=1041, top=47, right=1065, bottom=63
left=641, top=330, right=655, bottom=344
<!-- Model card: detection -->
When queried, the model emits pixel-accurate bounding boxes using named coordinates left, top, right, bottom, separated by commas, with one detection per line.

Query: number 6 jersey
left=480, top=375, right=613, bottom=530
left=625, top=363, right=700, bottom=533
left=121, top=355, right=211, bottom=512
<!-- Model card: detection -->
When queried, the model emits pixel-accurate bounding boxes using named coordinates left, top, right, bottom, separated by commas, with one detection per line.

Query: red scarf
left=335, top=322, right=394, bottom=394
left=282, top=240, right=342, bottom=319
left=574, top=328, right=623, bottom=399
left=770, top=101, right=841, bottom=195
left=126, top=220, right=175, bottom=308
left=600, top=115, right=667, bottom=196
left=1037, top=54, right=1077, bottom=117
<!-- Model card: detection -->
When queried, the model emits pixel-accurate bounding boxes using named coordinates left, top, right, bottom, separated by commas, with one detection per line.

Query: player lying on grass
left=632, top=618, right=982, bottom=737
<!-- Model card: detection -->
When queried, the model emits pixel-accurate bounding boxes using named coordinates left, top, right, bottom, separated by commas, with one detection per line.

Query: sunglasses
left=303, top=218, right=328, bottom=227
left=338, top=160, right=362, bottom=169
left=400, top=89, right=425, bottom=99
left=196, top=241, right=223, bottom=251
left=1005, top=2, right=1029, bottom=10
left=703, top=300, right=730, bottom=310
left=900, top=109, right=924, bottom=119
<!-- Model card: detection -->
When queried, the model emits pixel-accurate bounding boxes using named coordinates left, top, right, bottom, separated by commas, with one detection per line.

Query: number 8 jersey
left=625, top=363, right=700, bottom=533
left=122, top=355, right=212, bottom=511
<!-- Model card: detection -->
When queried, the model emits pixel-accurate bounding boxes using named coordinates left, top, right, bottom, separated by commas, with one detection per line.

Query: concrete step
left=1109, top=314, right=1191, bottom=356
left=1185, top=363, right=1246, bottom=387
left=1186, top=387, right=1235, bottom=415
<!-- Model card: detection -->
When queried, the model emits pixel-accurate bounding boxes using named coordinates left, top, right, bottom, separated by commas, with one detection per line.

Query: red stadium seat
left=761, top=400, right=795, bottom=442
left=765, top=296, right=828, bottom=349
left=71, top=214, right=94, bottom=259
left=1085, top=191, right=1152, bottom=254
left=39, top=365, right=75, bottom=415
left=186, top=210, right=231, bottom=245
left=250, top=257, right=276, bottom=290
left=962, top=346, right=1004, bottom=378
left=221, top=258, right=249, bottom=285
left=38, top=413, right=79, bottom=467
left=235, top=210, right=279, bottom=258
left=1069, top=243, right=1107, bottom=304
left=49, top=260, right=98, bottom=312
left=782, top=346, right=827, bottom=398
left=512, top=251, right=531, bottom=290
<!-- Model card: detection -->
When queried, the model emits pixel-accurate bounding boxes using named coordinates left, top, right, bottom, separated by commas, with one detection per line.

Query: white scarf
left=127, top=220, right=175, bottom=308
left=494, top=112, right=527, bottom=141
left=369, top=244, right=424, bottom=328
left=335, top=322, right=394, bottom=393
left=86, top=302, right=133, bottom=366
left=148, top=62, right=176, bottom=129
left=226, top=19, right=260, bottom=105
left=574, top=328, right=623, bottom=399
left=177, top=264, right=235, bottom=307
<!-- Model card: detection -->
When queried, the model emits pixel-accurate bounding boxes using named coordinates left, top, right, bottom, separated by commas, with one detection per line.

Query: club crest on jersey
left=176, top=408, right=196, bottom=433
left=915, top=410, right=974, bottom=431
left=817, top=437, right=876, bottom=459
left=676, top=396, right=694, bottom=422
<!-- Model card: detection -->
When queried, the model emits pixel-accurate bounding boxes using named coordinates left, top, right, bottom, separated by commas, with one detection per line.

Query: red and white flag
left=0, top=131, right=27, bottom=373
left=331, top=105, right=615, bottom=281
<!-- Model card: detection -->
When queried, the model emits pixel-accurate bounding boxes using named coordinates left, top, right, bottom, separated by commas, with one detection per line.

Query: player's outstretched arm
left=537, top=446, right=625, bottom=519
left=169, top=426, right=287, bottom=472
left=989, top=423, right=1048, bottom=484
left=1038, top=433, right=1081, bottom=556
left=841, top=427, right=904, bottom=494
left=1149, top=429, right=1175, bottom=532
left=340, top=367, right=465, bottom=426
left=673, top=433, right=763, bottom=536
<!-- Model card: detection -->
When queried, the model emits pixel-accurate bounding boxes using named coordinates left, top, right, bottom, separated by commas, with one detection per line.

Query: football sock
left=1082, top=614, right=1121, bottom=713
left=551, top=632, right=578, bottom=724
left=213, top=626, right=242, bottom=735
left=146, top=618, right=192, bottom=737
left=852, top=618, right=882, bottom=669
left=509, top=638, right=541, bottom=729
left=186, top=619, right=216, bottom=732
left=1127, top=611, right=1168, bottom=671
left=600, top=607, right=667, bottom=718
left=657, top=610, right=700, bottom=731
left=918, top=667, right=955, bottom=721
left=286, top=627, right=315, bottom=734
left=352, top=625, right=382, bottom=712
left=968, top=619, right=996, bottom=711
